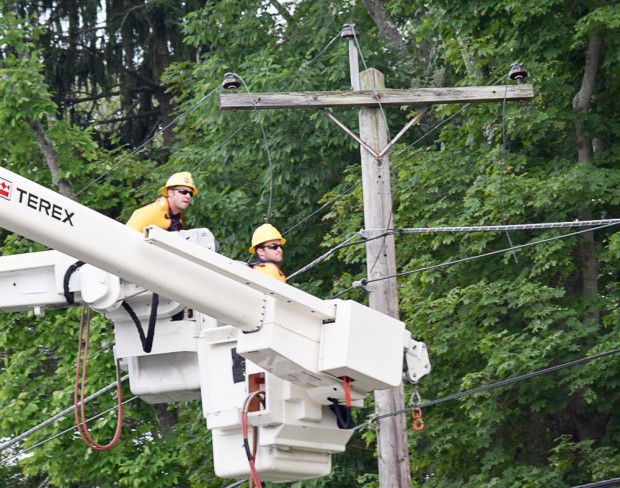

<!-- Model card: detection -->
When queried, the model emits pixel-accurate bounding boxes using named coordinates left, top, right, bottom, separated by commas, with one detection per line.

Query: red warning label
left=0, top=178, right=11, bottom=200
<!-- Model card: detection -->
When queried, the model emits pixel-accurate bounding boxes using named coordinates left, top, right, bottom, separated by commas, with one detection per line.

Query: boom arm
left=0, top=167, right=431, bottom=482
left=0, top=168, right=331, bottom=330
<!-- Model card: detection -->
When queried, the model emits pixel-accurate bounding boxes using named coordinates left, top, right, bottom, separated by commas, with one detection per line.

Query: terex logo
left=15, top=187, right=75, bottom=227
left=0, top=178, right=11, bottom=200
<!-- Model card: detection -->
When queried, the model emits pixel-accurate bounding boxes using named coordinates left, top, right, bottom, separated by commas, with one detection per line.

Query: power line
left=0, top=343, right=113, bottom=415
left=1, top=396, right=138, bottom=466
left=0, top=311, right=27, bottom=334
left=353, top=348, right=620, bottom=431
left=279, top=30, right=343, bottom=92
left=223, top=480, right=247, bottom=488
left=76, top=86, right=220, bottom=196
left=193, top=28, right=345, bottom=175
left=237, top=74, right=275, bottom=223
left=392, top=73, right=509, bottom=161
left=0, top=375, right=129, bottom=452
left=331, top=222, right=619, bottom=298
left=359, top=218, right=620, bottom=236
left=365, top=222, right=619, bottom=285
left=287, top=234, right=359, bottom=281
left=289, top=230, right=396, bottom=283
left=282, top=183, right=358, bottom=236
left=570, top=478, right=620, bottom=488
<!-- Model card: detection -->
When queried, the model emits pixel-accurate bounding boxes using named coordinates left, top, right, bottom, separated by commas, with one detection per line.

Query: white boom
left=0, top=167, right=430, bottom=482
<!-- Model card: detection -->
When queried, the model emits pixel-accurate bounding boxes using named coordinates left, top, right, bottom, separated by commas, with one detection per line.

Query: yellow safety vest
left=126, top=198, right=182, bottom=232
left=251, top=261, right=286, bottom=282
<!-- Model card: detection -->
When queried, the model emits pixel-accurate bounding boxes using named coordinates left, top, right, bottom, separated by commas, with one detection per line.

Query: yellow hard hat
left=160, top=172, right=198, bottom=196
left=249, top=223, right=286, bottom=254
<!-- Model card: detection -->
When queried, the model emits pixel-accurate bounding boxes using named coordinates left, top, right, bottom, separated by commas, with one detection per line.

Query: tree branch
left=268, top=0, right=293, bottom=21
left=76, top=109, right=161, bottom=126
left=26, top=118, right=77, bottom=200
left=361, top=0, right=414, bottom=63
left=124, top=68, right=161, bottom=92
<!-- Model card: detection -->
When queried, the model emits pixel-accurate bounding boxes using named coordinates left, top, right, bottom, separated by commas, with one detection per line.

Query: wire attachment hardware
left=222, top=72, right=241, bottom=90
left=409, top=386, right=421, bottom=407
left=351, top=278, right=369, bottom=292
left=411, top=407, right=424, bottom=431
left=509, top=62, right=528, bottom=84
left=341, top=24, right=359, bottom=39
left=409, top=385, right=424, bottom=431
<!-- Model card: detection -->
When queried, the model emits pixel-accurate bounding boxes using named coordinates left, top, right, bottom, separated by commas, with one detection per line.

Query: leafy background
left=0, top=0, right=618, bottom=486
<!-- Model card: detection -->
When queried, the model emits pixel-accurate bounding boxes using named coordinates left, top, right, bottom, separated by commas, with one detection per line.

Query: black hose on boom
left=120, top=293, right=159, bottom=353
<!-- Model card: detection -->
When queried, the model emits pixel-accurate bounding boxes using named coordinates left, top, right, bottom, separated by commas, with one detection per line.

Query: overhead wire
left=500, top=80, right=518, bottom=262
left=330, top=222, right=619, bottom=298
left=287, top=234, right=359, bottom=281
left=0, top=375, right=129, bottom=452
left=353, top=347, right=620, bottom=431
left=279, top=30, right=343, bottom=92
left=569, top=478, right=620, bottom=488
left=350, top=24, right=395, bottom=278
left=76, top=86, right=221, bottom=196
left=0, top=311, right=27, bottom=334
left=366, top=222, right=618, bottom=284
left=1, top=396, right=138, bottom=466
left=0, top=343, right=114, bottom=415
left=282, top=183, right=358, bottom=236
left=360, top=218, right=620, bottom=236
left=391, top=73, right=509, bottom=161
left=193, top=27, right=346, bottom=176
left=237, top=74, right=275, bottom=223
left=292, top=217, right=618, bottom=292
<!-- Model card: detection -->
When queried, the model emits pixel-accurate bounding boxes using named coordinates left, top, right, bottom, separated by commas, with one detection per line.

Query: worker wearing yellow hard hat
left=126, top=172, right=198, bottom=232
left=249, top=223, right=286, bottom=282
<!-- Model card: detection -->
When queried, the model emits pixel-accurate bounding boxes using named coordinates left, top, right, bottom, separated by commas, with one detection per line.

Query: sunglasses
left=261, top=243, right=283, bottom=250
left=173, top=189, right=193, bottom=197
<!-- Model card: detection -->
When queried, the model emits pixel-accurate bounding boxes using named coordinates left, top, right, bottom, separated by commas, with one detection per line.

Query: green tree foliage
left=0, top=0, right=618, bottom=486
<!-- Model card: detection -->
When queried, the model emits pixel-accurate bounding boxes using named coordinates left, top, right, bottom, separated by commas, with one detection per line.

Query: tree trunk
left=152, top=404, right=178, bottom=436
left=26, top=118, right=77, bottom=200
left=572, top=31, right=602, bottom=326
left=150, top=23, right=176, bottom=148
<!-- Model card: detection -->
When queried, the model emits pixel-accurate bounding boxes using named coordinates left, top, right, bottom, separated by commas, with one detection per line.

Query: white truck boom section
left=0, top=167, right=430, bottom=482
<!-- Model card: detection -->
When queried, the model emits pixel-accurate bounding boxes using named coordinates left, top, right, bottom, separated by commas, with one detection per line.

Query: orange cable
left=74, top=306, right=123, bottom=450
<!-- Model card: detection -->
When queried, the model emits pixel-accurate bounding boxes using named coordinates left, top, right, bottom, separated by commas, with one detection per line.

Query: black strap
left=328, top=398, right=353, bottom=429
left=121, top=293, right=159, bottom=353
left=231, top=348, right=246, bottom=383
left=63, top=260, right=85, bottom=304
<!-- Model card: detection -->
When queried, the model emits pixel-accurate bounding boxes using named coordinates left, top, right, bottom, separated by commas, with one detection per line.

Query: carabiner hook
left=411, top=407, right=424, bottom=431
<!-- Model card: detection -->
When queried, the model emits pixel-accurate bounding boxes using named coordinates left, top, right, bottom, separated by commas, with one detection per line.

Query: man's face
left=167, top=185, right=193, bottom=213
left=256, top=239, right=284, bottom=263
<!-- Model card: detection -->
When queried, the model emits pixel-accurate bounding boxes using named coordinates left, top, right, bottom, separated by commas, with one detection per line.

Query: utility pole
left=357, top=66, right=410, bottom=486
left=219, top=34, right=532, bottom=487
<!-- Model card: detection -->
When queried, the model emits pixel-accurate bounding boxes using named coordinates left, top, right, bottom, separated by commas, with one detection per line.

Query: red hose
left=242, top=391, right=265, bottom=488
left=343, top=376, right=352, bottom=407
left=74, top=306, right=123, bottom=450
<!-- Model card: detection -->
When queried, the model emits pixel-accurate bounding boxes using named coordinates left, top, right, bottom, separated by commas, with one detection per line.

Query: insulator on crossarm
left=509, top=62, right=528, bottom=84
left=341, top=24, right=359, bottom=39
left=222, top=72, right=241, bottom=90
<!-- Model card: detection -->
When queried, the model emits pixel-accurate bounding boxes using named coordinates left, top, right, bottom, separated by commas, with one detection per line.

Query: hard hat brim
left=161, top=185, right=198, bottom=197
left=249, top=237, right=286, bottom=254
